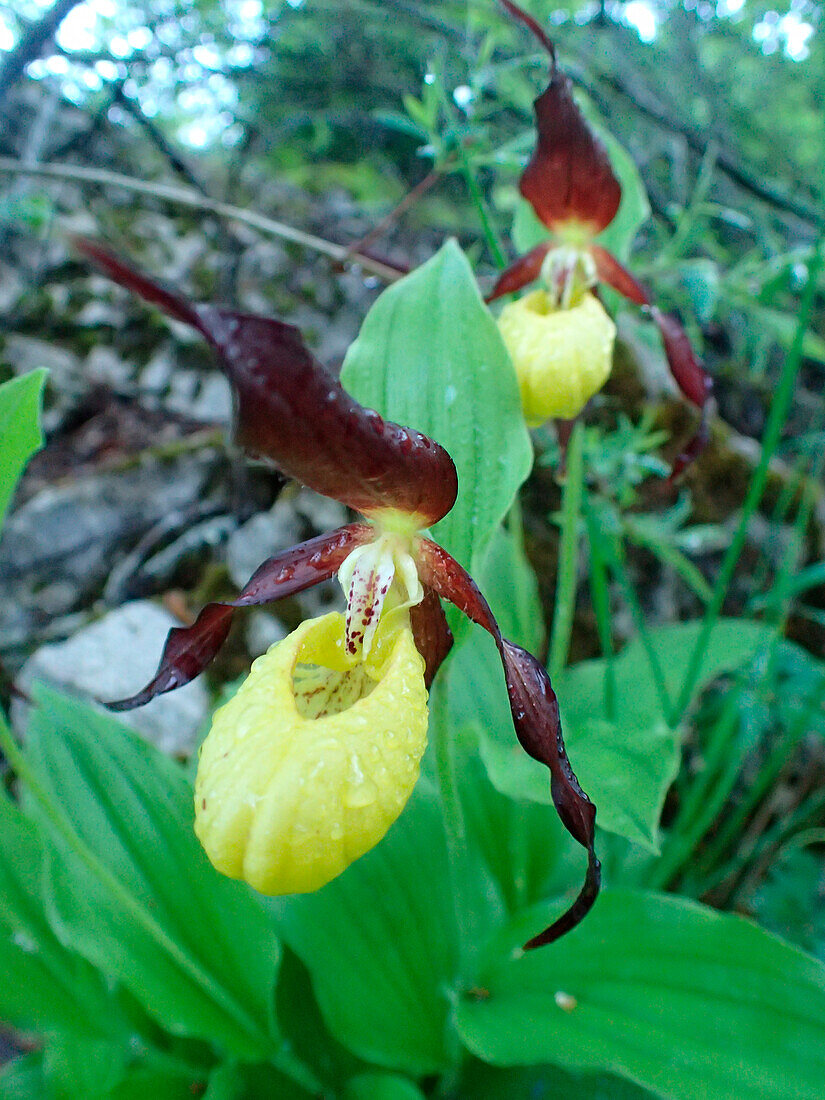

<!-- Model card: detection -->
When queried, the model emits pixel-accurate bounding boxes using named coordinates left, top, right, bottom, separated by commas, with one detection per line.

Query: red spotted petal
left=486, top=242, right=553, bottom=303
left=109, top=524, right=371, bottom=709
left=73, top=239, right=458, bottom=525
left=409, top=586, right=453, bottom=688
left=520, top=72, right=622, bottom=236
left=415, top=537, right=600, bottom=948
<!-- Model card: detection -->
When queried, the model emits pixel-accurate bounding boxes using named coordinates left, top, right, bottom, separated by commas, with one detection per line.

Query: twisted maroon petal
left=520, top=72, right=622, bottom=236
left=590, top=244, right=650, bottom=307
left=649, top=306, right=713, bottom=410
left=409, top=586, right=453, bottom=688
left=73, top=239, right=458, bottom=525
left=415, top=538, right=600, bottom=948
left=486, top=242, right=553, bottom=303
left=109, top=524, right=372, bottom=710
left=592, top=245, right=713, bottom=478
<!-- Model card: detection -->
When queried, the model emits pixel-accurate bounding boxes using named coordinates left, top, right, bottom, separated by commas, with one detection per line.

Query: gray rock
left=225, top=498, right=303, bottom=588
left=12, top=601, right=209, bottom=757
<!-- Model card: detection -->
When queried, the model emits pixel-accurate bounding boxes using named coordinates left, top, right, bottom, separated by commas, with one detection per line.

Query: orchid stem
left=549, top=421, right=585, bottom=681
left=429, top=674, right=477, bottom=988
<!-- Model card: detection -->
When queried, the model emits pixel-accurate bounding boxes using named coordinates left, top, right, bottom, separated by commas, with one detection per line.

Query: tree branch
left=0, top=157, right=406, bottom=283
left=0, top=0, right=86, bottom=106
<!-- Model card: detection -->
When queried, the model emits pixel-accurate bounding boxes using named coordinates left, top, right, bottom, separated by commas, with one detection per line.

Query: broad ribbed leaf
left=458, top=1059, right=656, bottom=1099
left=24, top=688, right=281, bottom=1060
left=456, top=890, right=825, bottom=1100
left=0, top=370, right=46, bottom=530
left=462, top=619, right=775, bottom=851
left=342, top=240, right=532, bottom=572
left=269, top=781, right=459, bottom=1075
left=0, top=793, right=124, bottom=1038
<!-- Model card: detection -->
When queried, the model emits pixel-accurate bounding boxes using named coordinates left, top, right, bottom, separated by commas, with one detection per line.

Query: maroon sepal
left=108, top=524, right=372, bottom=710
left=409, top=586, right=453, bottom=688
left=590, top=244, right=650, bottom=307
left=73, top=239, right=458, bottom=526
left=499, top=0, right=557, bottom=63
left=590, top=244, right=713, bottom=479
left=667, top=397, right=715, bottom=487
left=415, top=538, right=600, bottom=948
left=486, top=242, right=553, bottom=303
left=649, top=307, right=712, bottom=410
left=520, top=72, right=622, bottom=237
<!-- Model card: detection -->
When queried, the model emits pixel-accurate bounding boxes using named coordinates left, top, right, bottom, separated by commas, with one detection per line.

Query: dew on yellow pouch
left=497, top=289, right=616, bottom=424
left=194, top=611, right=428, bottom=895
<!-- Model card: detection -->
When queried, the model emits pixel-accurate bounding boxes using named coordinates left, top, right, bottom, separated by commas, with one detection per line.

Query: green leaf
left=24, top=688, right=282, bottom=1060
left=43, top=1037, right=126, bottom=1100
left=0, top=370, right=47, bottom=530
left=458, top=1059, right=655, bottom=1099
left=107, top=1065, right=208, bottom=1100
left=592, top=127, right=651, bottom=263
left=343, top=1073, right=426, bottom=1100
left=269, top=781, right=460, bottom=1076
left=0, top=792, right=125, bottom=1038
left=341, top=239, right=532, bottom=572
left=464, top=619, right=774, bottom=852
left=0, top=1054, right=49, bottom=1100
left=456, top=890, right=825, bottom=1100
left=477, top=524, right=544, bottom=653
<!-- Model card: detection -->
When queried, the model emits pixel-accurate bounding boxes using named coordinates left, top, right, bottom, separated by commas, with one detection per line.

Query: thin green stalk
left=728, top=787, right=825, bottom=908
left=698, top=676, right=825, bottom=884
left=456, top=139, right=507, bottom=268
left=584, top=504, right=617, bottom=721
left=429, top=676, right=477, bottom=988
left=647, top=692, right=741, bottom=890
left=0, top=711, right=320, bottom=1092
left=605, top=523, right=674, bottom=723
left=549, top=421, right=585, bottom=680
left=673, top=239, right=825, bottom=722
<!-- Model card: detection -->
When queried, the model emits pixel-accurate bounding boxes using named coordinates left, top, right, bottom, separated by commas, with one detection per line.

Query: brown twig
left=0, top=157, right=406, bottom=282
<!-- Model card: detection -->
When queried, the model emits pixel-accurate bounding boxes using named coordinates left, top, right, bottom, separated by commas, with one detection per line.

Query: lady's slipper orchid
left=492, top=0, right=713, bottom=476
left=75, top=237, right=598, bottom=950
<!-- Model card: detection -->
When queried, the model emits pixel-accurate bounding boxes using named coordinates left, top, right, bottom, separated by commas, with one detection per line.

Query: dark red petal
left=108, top=602, right=234, bottom=711
left=108, top=523, right=371, bottom=710
left=74, top=240, right=458, bottom=526
left=590, top=244, right=650, bottom=307
left=409, top=586, right=453, bottom=688
left=650, top=306, right=713, bottom=409
left=415, top=538, right=600, bottom=948
left=520, top=73, right=622, bottom=236
left=72, top=236, right=202, bottom=328
left=591, top=245, right=713, bottom=479
left=667, top=397, right=715, bottom=487
left=486, top=242, right=553, bottom=303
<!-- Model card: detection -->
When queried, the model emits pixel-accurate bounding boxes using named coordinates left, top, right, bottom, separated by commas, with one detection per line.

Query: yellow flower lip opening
left=498, top=288, right=616, bottom=424
left=194, top=610, right=428, bottom=896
